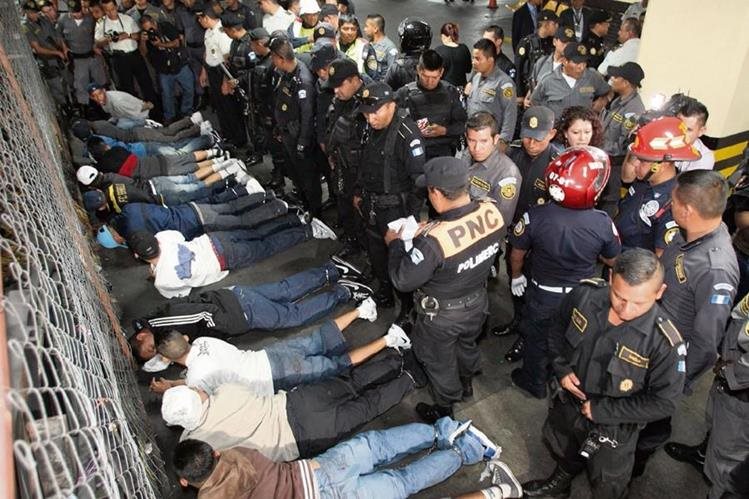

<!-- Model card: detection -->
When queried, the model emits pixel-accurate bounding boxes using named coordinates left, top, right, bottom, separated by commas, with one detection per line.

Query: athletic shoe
left=297, top=210, right=311, bottom=225
left=209, top=129, right=222, bottom=144
left=144, top=118, right=163, bottom=128
left=487, top=460, right=523, bottom=498
left=190, top=111, right=204, bottom=125
left=200, top=120, right=214, bottom=135
left=245, top=177, right=264, bottom=195
left=338, top=278, right=373, bottom=296
left=310, top=218, right=337, bottom=240
left=331, top=255, right=364, bottom=280
left=384, top=323, right=411, bottom=350
left=355, top=297, right=377, bottom=322
left=465, top=425, right=501, bottom=461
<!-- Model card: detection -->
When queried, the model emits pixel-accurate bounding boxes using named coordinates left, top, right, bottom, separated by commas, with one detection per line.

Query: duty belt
left=531, top=279, right=573, bottom=294
left=715, top=376, right=749, bottom=403
left=414, top=289, right=484, bottom=320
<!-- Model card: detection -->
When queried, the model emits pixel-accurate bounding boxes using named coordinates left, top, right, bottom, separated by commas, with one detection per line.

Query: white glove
left=510, top=275, right=527, bottom=297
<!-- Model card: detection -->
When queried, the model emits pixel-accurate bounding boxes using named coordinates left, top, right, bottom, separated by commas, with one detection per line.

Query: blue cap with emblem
left=357, top=82, right=395, bottom=113
left=416, top=157, right=470, bottom=190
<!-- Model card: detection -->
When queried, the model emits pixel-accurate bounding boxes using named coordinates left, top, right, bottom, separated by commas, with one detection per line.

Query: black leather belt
left=414, top=289, right=484, bottom=319
left=109, top=50, right=136, bottom=56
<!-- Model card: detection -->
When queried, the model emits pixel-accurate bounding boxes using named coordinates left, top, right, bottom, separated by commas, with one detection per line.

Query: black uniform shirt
left=515, top=33, right=553, bottom=96
left=509, top=202, right=621, bottom=286
left=507, top=143, right=559, bottom=221
left=274, top=61, right=317, bottom=149
left=548, top=282, right=686, bottom=426
left=585, top=32, right=606, bottom=69
left=660, top=224, right=739, bottom=390
left=615, top=177, right=678, bottom=252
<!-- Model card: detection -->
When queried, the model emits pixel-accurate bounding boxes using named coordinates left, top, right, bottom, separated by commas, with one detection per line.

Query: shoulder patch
left=409, top=247, right=424, bottom=265
left=500, top=182, right=517, bottom=200
left=502, top=86, right=514, bottom=98
left=664, top=226, right=679, bottom=245
left=656, top=317, right=683, bottom=347
left=571, top=308, right=588, bottom=334
left=579, top=277, right=607, bottom=288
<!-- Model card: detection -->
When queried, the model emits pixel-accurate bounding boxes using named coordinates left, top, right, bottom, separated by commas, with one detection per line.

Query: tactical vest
left=229, top=34, right=252, bottom=76
left=360, top=110, right=411, bottom=194
left=327, top=98, right=365, bottom=170
left=401, top=81, right=455, bottom=147
left=420, top=201, right=504, bottom=299
left=387, top=54, right=419, bottom=91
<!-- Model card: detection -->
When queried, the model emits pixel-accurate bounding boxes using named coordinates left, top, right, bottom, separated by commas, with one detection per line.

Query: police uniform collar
left=595, top=289, right=659, bottom=336
left=475, top=148, right=501, bottom=170
left=615, top=90, right=639, bottom=106
left=679, top=223, right=726, bottom=251
left=439, top=200, right=478, bottom=221
left=483, top=65, right=502, bottom=80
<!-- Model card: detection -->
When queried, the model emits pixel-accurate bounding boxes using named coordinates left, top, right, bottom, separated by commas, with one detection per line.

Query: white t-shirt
left=263, top=8, right=295, bottom=34
left=204, top=21, right=233, bottom=67
left=102, top=90, right=149, bottom=119
left=94, top=14, right=139, bottom=53
left=152, top=231, right=229, bottom=298
left=676, top=138, right=716, bottom=172
left=184, top=337, right=274, bottom=396
left=598, top=38, right=641, bottom=76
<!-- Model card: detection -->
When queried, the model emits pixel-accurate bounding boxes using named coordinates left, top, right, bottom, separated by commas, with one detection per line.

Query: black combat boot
left=523, top=466, right=574, bottom=498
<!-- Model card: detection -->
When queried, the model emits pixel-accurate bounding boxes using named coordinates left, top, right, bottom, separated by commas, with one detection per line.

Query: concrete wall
left=638, top=0, right=749, bottom=138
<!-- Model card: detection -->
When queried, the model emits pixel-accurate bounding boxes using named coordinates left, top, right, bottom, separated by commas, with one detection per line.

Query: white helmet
left=76, top=165, right=99, bottom=186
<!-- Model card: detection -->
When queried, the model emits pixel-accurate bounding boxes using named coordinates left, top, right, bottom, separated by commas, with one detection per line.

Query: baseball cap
left=249, top=26, right=270, bottom=40
left=416, top=157, right=470, bottom=190
left=67, top=0, right=83, bottom=13
left=588, top=9, right=612, bottom=26
left=162, top=386, right=204, bottom=430
left=313, top=22, right=336, bottom=42
left=563, top=42, right=588, bottom=63
left=538, top=10, right=558, bottom=23
left=607, top=62, right=645, bottom=87
left=83, top=189, right=106, bottom=211
left=193, top=1, right=218, bottom=18
left=127, top=230, right=160, bottom=259
left=76, top=165, right=99, bottom=185
left=358, top=82, right=395, bottom=113
left=299, top=0, right=320, bottom=15
left=327, top=57, right=359, bottom=86
left=87, top=82, right=105, bottom=94
left=521, top=106, right=555, bottom=140
left=220, top=11, right=243, bottom=28
left=555, top=25, right=576, bottom=43
left=320, top=4, right=338, bottom=17
left=97, top=225, right=127, bottom=249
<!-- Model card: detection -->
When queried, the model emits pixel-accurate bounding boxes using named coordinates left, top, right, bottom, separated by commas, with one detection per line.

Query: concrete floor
left=101, top=1, right=711, bottom=497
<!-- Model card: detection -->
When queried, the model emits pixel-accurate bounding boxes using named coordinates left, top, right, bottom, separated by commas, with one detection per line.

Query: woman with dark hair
left=434, top=22, right=472, bottom=88
left=554, top=105, right=604, bottom=148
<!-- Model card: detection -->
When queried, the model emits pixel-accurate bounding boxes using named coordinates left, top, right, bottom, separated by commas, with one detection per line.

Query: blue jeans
left=266, top=320, right=352, bottom=391
left=146, top=134, right=210, bottom=156
left=314, top=417, right=485, bottom=499
left=149, top=173, right=202, bottom=197
left=115, top=117, right=146, bottom=129
left=231, top=263, right=349, bottom=330
left=209, top=215, right=312, bottom=271
left=159, top=65, right=195, bottom=121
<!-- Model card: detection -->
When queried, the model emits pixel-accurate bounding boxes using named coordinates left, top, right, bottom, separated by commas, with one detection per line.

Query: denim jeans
left=115, top=117, right=146, bottom=129
left=149, top=173, right=202, bottom=199
left=209, top=215, right=311, bottom=271
left=146, top=134, right=210, bottom=156
left=154, top=179, right=228, bottom=205
left=266, top=320, right=352, bottom=391
left=314, top=417, right=485, bottom=499
left=159, top=65, right=195, bottom=121
left=195, top=195, right=287, bottom=232
left=231, top=262, right=348, bottom=330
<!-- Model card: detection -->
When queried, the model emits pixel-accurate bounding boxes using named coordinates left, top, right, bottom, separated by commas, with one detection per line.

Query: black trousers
left=411, top=294, right=488, bottom=406
left=110, top=50, right=157, bottom=104
left=286, top=352, right=413, bottom=458
left=281, top=137, right=323, bottom=217
left=206, top=65, right=247, bottom=147
left=334, top=164, right=361, bottom=242
left=361, top=195, right=409, bottom=286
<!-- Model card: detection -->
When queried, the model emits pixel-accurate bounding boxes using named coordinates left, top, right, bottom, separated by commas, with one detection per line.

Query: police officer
left=615, top=117, right=696, bottom=254
left=466, top=39, right=517, bottom=148
left=387, top=157, right=504, bottom=422
left=635, top=169, right=739, bottom=477
left=223, top=0, right=257, bottom=31
left=514, top=10, right=557, bottom=102
left=57, top=0, right=107, bottom=113
left=326, top=58, right=369, bottom=256
left=522, top=248, right=686, bottom=498
left=177, top=0, right=206, bottom=106
left=384, top=17, right=431, bottom=91
left=525, top=26, right=575, bottom=106
left=584, top=9, right=610, bottom=69
left=270, top=34, right=322, bottom=216
left=23, top=0, right=70, bottom=108
left=354, top=82, right=426, bottom=312
left=530, top=42, right=610, bottom=120
left=508, top=147, right=620, bottom=398
left=395, top=49, right=467, bottom=160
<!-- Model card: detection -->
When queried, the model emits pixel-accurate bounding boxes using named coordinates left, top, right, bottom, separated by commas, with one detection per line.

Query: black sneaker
left=504, top=337, right=525, bottom=363
left=331, top=255, right=364, bottom=280
left=664, top=441, right=707, bottom=471
left=338, top=279, right=373, bottom=297
left=401, top=350, right=428, bottom=388
left=415, top=402, right=453, bottom=424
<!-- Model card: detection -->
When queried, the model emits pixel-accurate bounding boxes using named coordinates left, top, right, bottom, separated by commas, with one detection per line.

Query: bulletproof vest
left=401, top=81, right=453, bottom=143
left=327, top=98, right=365, bottom=169
left=387, top=54, right=418, bottom=91
left=420, top=201, right=504, bottom=299
left=360, top=110, right=411, bottom=193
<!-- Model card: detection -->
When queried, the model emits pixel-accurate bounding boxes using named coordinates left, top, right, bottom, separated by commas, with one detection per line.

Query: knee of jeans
left=434, top=417, right=458, bottom=448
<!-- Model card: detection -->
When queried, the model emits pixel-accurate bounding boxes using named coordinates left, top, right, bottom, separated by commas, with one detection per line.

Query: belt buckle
left=420, top=295, right=439, bottom=320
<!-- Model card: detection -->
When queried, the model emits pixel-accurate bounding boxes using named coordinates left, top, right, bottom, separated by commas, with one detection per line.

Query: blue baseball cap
left=97, top=225, right=127, bottom=249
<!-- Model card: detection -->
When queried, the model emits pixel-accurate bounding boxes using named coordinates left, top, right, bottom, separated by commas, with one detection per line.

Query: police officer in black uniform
left=223, top=0, right=257, bottom=30
left=388, top=157, right=505, bottom=422
left=326, top=58, right=370, bottom=256
left=384, top=17, right=431, bottom=92
left=270, top=34, right=322, bottom=216
left=355, top=82, right=426, bottom=314
left=514, top=10, right=557, bottom=100
left=522, top=249, right=686, bottom=498
left=395, top=49, right=466, bottom=160
left=585, top=10, right=611, bottom=70
left=509, top=147, right=620, bottom=399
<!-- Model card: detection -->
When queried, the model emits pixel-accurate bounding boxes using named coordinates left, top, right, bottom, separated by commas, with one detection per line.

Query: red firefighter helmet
left=545, top=146, right=611, bottom=209
left=629, top=116, right=702, bottom=162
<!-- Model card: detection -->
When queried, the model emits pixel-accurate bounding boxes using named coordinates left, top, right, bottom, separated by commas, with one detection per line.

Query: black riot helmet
left=398, top=17, right=431, bottom=53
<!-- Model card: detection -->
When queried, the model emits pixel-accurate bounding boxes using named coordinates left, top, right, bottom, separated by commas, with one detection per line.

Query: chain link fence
left=0, top=1, right=169, bottom=497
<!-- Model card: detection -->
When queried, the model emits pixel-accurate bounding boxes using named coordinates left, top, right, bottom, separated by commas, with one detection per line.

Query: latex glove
left=511, top=275, right=527, bottom=297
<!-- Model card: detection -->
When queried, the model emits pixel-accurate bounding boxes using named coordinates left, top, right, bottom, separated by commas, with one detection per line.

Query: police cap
left=220, top=11, right=244, bottom=28
left=357, top=82, right=395, bottom=113
left=588, top=9, right=612, bottom=26
left=327, top=57, right=359, bottom=86
left=310, top=44, right=337, bottom=72
left=563, top=42, right=588, bottom=63
left=87, top=82, right=106, bottom=94
left=555, top=25, right=576, bottom=43
left=83, top=190, right=107, bottom=211
left=67, top=0, right=83, bottom=13
left=607, top=62, right=645, bottom=87
left=193, top=2, right=218, bottom=18
left=521, top=106, right=555, bottom=140
left=313, top=22, right=336, bottom=41
left=319, top=4, right=338, bottom=18
left=416, top=157, right=470, bottom=190
left=538, top=10, right=558, bottom=23
left=249, top=26, right=270, bottom=41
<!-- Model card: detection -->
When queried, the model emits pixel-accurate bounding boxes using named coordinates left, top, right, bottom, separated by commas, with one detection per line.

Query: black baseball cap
left=588, top=9, right=612, bottom=26
left=311, top=44, right=337, bottom=72
left=358, top=82, right=395, bottom=113
left=83, top=189, right=107, bottom=211
left=220, top=11, right=243, bottom=28
left=127, top=231, right=160, bottom=259
left=555, top=25, right=576, bottom=43
left=249, top=27, right=269, bottom=40
left=313, top=22, right=336, bottom=41
left=563, top=42, right=588, bottom=63
left=538, top=10, right=558, bottom=23
left=327, top=57, right=359, bottom=86
left=416, top=157, right=470, bottom=190
left=608, top=62, right=645, bottom=87
left=521, top=106, right=555, bottom=140
left=193, top=1, right=218, bottom=18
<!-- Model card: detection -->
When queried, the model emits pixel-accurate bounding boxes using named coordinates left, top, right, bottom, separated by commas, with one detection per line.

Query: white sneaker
left=356, top=297, right=378, bottom=322
left=384, top=323, right=411, bottom=350
left=245, top=177, right=264, bottom=195
left=466, top=426, right=501, bottom=461
left=190, top=111, right=204, bottom=125
left=310, top=218, right=337, bottom=240
left=200, top=120, right=214, bottom=135
left=223, top=161, right=241, bottom=175
left=144, top=118, right=163, bottom=128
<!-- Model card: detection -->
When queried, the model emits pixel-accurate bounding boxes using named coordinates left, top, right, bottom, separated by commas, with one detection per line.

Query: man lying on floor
left=129, top=259, right=373, bottom=365
left=125, top=214, right=338, bottom=298
left=147, top=300, right=411, bottom=396
left=161, top=349, right=426, bottom=461
left=172, top=418, right=523, bottom=499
